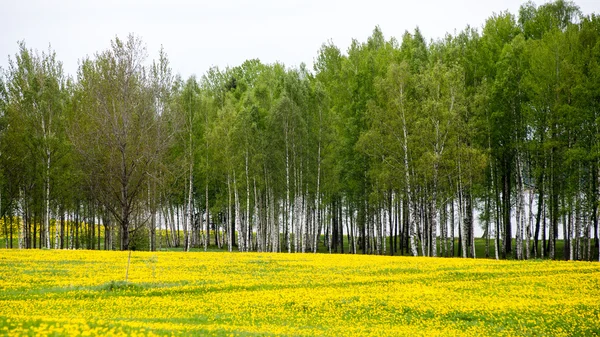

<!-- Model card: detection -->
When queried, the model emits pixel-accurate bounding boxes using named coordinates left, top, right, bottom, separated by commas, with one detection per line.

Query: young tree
left=72, top=35, right=161, bottom=250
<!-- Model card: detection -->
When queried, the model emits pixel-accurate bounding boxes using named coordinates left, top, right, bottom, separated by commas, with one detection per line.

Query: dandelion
left=0, top=250, right=598, bottom=336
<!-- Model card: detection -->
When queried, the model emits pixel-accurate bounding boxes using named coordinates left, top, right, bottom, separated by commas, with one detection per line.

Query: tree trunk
left=245, top=150, right=251, bottom=252
left=400, top=85, right=418, bottom=257
left=467, top=188, right=476, bottom=259
left=53, top=208, right=60, bottom=250
left=234, top=174, right=243, bottom=252
left=516, top=153, right=525, bottom=260
left=285, top=123, right=291, bottom=253
left=10, top=214, right=14, bottom=249
left=69, top=212, right=74, bottom=250
left=205, top=182, right=210, bottom=251
left=388, top=192, right=394, bottom=256
left=60, top=212, right=65, bottom=249
left=458, top=156, right=467, bottom=258
left=254, top=178, right=260, bottom=252
left=431, top=166, right=438, bottom=257
left=534, top=183, right=544, bottom=258
left=228, top=174, right=233, bottom=252
left=19, top=198, right=26, bottom=249
left=526, top=187, right=533, bottom=260
left=186, top=159, right=193, bottom=252
left=502, top=160, right=512, bottom=258
left=493, top=162, right=501, bottom=260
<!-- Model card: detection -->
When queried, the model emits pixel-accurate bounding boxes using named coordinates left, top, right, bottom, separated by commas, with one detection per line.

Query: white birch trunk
left=158, top=202, right=163, bottom=251
left=484, top=195, right=490, bottom=258
left=431, top=99, right=449, bottom=257
left=327, top=205, right=332, bottom=253
left=517, top=153, right=526, bottom=259
left=541, top=202, right=545, bottom=259
left=227, top=174, right=233, bottom=252
left=245, top=151, right=251, bottom=252
left=399, top=84, right=418, bottom=257
left=419, top=200, right=426, bottom=257
left=383, top=206, right=387, bottom=255
left=234, top=174, right=243, bottom=252
left=186, top=161, right=193, bottom=252
left=552, top=202, right=559, bottom=257
left=69, top=212, right=74, bottom=250
left=265, top=182, right=271, bottom=252
left=569, top=204, right=574, bottom=261
left=265, top=186, right=271, bottom=252
left=442, top=202, right=448, bottom=256
left=294, top=196, right=299, bottom=253
left=19, top=197, right=25, bottom=249
left=460, top=193, right=468, bottom=258
left=351, top=207, right=357, bottom=254
left=575, top=197, right=580, bottom=260
left=431, top=168, right=438, bottom=257
left=0, top=191, right=3, bottom=249
left=301, top=192, right=307, bottom=253
left=40, top=107, right=52, bottom=250
left=457, top=158, right=467, bottom=258
left=315, top=116, right=322, bottom=253
left=54, top=209, right=61, bottom=250
left=492, top=165, right=499, bottom=260
left=375, top=211, right=380, bottom=254
left=576, top=169, right=582, bottom=260
left=271, top=189, right=278, bottom=253
left=527, top=188, right=533, bottom=260
left=285, top=125, right=291, bottom=253
left=298, top=163, right=303, bottom=253
left=44, top=152, right=51, bottom=249
left=515, top=187, right=522, bottom=260
left=204, top=183, right=209, bottom=251
left=470, top=187, right=476, bottom=259
left=297, top=195, right=302, bottom=252
left=585, top=211, right=591, bottom=261
left=254, top=178, right=260, bottom=252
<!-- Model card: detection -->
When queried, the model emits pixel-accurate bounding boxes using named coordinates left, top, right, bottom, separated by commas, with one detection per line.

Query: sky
left=2, top=0, right=600, bottom=80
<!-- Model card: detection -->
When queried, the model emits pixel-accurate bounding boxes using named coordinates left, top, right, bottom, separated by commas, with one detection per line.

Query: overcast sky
left=2, top=0, right=600, bottom=79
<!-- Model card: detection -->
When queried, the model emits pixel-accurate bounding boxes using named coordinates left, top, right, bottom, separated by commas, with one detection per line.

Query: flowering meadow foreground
left=0, top=250, right=599, bottom=336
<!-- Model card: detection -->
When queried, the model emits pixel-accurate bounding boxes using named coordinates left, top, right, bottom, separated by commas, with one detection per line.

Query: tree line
left=0, top=0, right=598, bottom=260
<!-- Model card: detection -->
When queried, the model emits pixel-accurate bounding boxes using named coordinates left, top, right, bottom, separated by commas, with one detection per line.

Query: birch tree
left=72, top=35, right=161, bottom=250
left=4, top=42, right=68, bottom=249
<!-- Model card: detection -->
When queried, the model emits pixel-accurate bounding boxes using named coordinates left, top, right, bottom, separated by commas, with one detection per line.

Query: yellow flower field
left=0, top=250, right=599, bottom=336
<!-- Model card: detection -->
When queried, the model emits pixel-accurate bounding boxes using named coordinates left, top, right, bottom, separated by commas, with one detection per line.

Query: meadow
left=0, top=250, right=599, bottom=336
